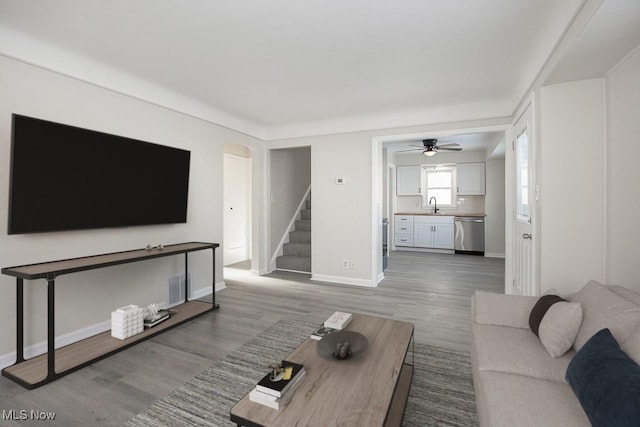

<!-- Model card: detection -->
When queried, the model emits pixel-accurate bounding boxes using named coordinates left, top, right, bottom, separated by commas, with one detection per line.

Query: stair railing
left=269, top=184, right=311, bottom=271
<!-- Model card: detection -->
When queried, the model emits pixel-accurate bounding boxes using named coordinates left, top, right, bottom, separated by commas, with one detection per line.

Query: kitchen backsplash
left=396, top=195, right=485, bottom=214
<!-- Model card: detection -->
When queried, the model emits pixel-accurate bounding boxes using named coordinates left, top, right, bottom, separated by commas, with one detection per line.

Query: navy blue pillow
left=566, top=328, right=640, bottom=427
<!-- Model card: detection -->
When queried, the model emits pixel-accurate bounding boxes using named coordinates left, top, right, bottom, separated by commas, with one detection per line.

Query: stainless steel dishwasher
left=454, top=216, right=485, bottom=255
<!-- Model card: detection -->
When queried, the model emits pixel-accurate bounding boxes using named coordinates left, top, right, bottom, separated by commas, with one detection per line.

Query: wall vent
left=167, top=273, right=191, bottom=306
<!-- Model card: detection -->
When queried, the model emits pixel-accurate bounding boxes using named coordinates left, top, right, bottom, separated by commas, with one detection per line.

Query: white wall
left=605, top=48, right=640, bottom=290
left=269, top=146, right=311, bottom=258
left=267, top=120, right=510, bottom=287
left=486, top=159, right=506, bottom=257
left=0, top=56, right=261, bottom=357
left=268, top=134, right=374, bottom=286
left=539, top=78, right=605, bottom=294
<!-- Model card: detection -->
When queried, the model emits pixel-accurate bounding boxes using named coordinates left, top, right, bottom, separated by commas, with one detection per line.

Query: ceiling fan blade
left=437, top=143, right=460, bottom=147
left=396, top=148, right=422, bottom=152
left=436, top=147, right=462, bottom=151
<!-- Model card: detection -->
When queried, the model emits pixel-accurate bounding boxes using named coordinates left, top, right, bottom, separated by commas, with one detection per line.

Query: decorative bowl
left=317, top=330, right=368, bottom=361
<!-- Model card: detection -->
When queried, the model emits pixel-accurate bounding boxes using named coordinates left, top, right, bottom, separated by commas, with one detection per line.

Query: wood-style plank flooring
left=0, top=251, right=503, bottom=426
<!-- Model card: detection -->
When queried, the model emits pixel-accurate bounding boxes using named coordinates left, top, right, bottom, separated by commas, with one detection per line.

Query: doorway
left=511, top=105, right=537, bottom=295
left=223, top=147, right=252, bottom=266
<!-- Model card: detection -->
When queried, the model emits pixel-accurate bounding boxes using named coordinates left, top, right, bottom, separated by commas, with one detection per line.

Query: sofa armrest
left=472, top=291, right=538, bottom=329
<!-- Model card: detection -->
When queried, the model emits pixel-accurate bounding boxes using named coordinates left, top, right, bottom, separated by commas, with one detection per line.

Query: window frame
left=421, top=164, right=457, bottom=208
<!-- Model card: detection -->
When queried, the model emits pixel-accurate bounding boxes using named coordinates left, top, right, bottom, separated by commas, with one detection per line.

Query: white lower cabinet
left=397, top=215, right=454, bottom=250
left=433, top=224, right=454, bottom=249
left=394, top=216, right=414, bottom=247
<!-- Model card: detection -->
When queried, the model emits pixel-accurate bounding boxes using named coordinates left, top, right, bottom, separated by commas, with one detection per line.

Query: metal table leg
left=46, top=277, right=56, bottom=380
left=16, top=278, right=24, bottom=363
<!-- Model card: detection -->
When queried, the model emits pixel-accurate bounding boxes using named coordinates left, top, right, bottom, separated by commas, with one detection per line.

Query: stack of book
left=143, top=309, right=171, bottom=328
left=249, top=361, right=305, bottom=409
left=309, top=324, right=339, bottom=340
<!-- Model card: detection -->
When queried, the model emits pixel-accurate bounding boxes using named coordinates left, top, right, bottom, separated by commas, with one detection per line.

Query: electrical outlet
left=349, top=261, right=355, bottom=268
left=342, top=260, right=349, bottom=268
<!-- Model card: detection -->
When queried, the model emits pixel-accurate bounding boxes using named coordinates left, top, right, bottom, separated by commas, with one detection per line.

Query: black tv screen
left=8, top=114, right=191, bottom=234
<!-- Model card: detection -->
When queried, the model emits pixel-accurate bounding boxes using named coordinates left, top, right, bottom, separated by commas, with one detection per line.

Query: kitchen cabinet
left=396, top=165, right=421, bottom=196
left=394, top=215, right=414, bottom=246
left=457, top=162, right=485, bottom=195
left=414, top=216, right=454, bottom=249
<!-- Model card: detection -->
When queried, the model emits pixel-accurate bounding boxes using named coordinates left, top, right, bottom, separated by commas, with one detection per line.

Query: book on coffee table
left=324, top=311, right=352, bottom=330
left=255, top=360, right=305, bottom=398
left=249, top=371, right=306, bottom=409
left=309, top=324, right=339, bottom=341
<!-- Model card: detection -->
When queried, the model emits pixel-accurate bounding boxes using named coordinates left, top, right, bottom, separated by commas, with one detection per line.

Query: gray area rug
left=126, top=318, right=478, bottom=427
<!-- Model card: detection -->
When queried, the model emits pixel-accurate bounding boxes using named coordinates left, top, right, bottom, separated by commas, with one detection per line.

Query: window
left=422, top=165, right=456, bottom=207
left=516, top=129, right=529, bottom=220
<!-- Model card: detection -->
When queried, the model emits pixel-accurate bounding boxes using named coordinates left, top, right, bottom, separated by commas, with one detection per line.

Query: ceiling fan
left=397, top=139, right=462, bottom=157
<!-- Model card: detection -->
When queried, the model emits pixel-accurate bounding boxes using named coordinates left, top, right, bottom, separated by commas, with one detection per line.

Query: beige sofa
left=471, top=281, right=640, bottom=426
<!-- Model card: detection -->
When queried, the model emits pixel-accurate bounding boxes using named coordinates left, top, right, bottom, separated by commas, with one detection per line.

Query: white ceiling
left=0, top=0, right=638, bottom=140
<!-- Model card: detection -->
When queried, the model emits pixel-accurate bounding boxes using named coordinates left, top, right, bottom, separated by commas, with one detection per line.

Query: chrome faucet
left=428, top=197, right=439, bottom=214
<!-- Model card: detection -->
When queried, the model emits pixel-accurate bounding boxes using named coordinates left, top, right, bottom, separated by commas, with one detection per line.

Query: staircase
left=276, top=194, right=311, bottom=273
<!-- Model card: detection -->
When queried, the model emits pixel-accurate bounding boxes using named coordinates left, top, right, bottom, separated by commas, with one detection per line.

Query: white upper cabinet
left=396, top=165, right=421, bottom=196
left=457, top=162, right=485, bottom=195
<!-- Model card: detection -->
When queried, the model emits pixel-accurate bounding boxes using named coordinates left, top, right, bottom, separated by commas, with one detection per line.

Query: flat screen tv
left=8, top=114, right=191, bottom=234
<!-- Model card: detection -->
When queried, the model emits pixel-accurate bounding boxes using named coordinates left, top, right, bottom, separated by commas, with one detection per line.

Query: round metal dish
left=317, top=330, right=368, bottom=361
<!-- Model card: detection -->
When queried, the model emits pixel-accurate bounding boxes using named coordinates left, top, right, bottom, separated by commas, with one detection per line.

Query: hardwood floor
left=0, top=251, right=503, bottom=426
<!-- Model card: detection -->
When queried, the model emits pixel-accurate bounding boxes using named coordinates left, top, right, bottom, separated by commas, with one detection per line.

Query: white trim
left=275, top=268, right=311, bottom=274
left=0, top=281, right=227, bottom=370
left=394, top=248, right=455, bottom=254
left=377, top=272, right=385, bottom=284
left=0, top=319, right=111, bottom=370
left=269, top=185, right=312, bottom=271
left=190, top=281, right=226, bottom=300
left=484, top=252, right=506, bottom=259
left=311, top=274, right=377, bottom=288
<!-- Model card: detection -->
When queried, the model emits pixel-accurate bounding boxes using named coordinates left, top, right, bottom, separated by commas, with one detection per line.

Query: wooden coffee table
left=230, top=314, right=414, bottom=427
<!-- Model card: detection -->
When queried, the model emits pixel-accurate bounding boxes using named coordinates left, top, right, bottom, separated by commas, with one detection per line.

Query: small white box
left=324, top=311, right=353, bottom=330
left=111, top=305, right=144, bottom=340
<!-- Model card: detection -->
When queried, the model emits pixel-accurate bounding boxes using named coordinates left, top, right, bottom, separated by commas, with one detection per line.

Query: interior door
left=223, top=154, right=251, bottom=266
left=512, top=106, right=535, bottom=295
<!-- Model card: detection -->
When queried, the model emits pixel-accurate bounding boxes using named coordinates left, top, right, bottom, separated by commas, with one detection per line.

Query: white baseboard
left=394, top=247, right=455, bottom=254
left=484, top=252, right=505, bottom=258
left=311, top=274, right=377, bottom=288
left=0, top=281, right=227, bottom=370
left=0, top=319, right=111, bottom=370
left=377, top=272, right=385, bottom=284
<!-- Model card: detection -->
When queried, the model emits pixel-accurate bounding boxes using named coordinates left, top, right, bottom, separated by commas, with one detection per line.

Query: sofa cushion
left=622, top=324, right=640, bottom=365
left=607, top=285, right=640, bottom=306
left=475, top=370, right=590, bottom=427
left=566, top=328, right=640, bottom=427
left=472, top=322, right=574, bottom=382
left=538, top=301, right=583, bottom=358
left=569, top=281, right=640, bottom=350
left=473, top=291, right=537, bottom=329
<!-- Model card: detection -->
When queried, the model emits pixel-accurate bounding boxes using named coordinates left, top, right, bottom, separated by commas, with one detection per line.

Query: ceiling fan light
left=423, top=149, right=436, bottom=157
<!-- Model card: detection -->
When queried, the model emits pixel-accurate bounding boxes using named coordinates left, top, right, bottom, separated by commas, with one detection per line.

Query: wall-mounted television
left=8, top=114, right=191, bottom=234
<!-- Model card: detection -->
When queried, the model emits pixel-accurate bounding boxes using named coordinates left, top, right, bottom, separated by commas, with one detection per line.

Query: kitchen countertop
left=394, top=212, right=486, bottom=217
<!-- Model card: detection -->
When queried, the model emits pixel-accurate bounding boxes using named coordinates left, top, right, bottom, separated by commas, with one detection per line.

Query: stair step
left=289, top=230, right=311, bottom=243
left=283, top=242, right=311, bottom=256
left=276, top=255, right=311, bottom=273
left=300, top=209, right=311, bottom=220
left=295, top=219, right=311, bottom=231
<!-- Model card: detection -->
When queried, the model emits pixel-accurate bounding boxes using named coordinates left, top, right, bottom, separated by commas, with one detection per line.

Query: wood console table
left=1, top=241, right=219, bottom=389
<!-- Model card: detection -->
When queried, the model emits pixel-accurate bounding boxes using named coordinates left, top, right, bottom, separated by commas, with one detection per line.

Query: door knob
left=522, top=233, right=532, bottom=240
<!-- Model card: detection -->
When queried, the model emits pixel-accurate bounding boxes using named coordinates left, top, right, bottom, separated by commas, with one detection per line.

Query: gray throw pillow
left=570, top=281, right=640, bottom=351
